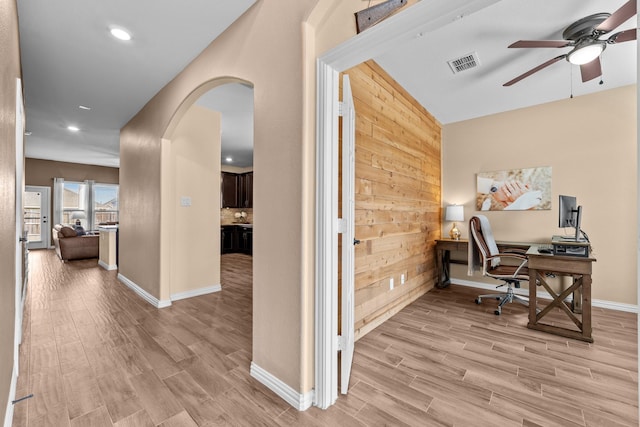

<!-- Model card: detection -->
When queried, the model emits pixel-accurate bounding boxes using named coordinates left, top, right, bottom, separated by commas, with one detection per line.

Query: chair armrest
left=488, top=253, right=527, bottom=262
left=488, top=253, right=528, bottom=276
left=501, top=247, right=528, bottom=256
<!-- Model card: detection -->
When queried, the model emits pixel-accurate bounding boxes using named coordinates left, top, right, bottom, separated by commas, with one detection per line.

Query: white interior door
left=15, top=78, right=25, bottom=373
left=339, top=74, right=356, bottom=394
left=24, top=186, right=50, bottom=250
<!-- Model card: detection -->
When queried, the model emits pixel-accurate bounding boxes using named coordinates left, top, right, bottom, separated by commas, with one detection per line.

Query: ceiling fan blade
left=595, top=0, right=636, bottom=33
left=503, top=55, right=566, bottom=87
left=508, top=40, right=571, bottom=48
left=608, top=28, right=637, bottom=43
left=580, top=57, right=602, bottom=82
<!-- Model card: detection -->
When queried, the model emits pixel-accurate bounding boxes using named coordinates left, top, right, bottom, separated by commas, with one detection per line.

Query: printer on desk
left=551, top=235, right=590, bottom=257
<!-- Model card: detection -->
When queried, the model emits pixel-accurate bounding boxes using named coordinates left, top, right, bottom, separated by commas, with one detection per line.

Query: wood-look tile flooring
left=12, top=249, right=638, bottom=426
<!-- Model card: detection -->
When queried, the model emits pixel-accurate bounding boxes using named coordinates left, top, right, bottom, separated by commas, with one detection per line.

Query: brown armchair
left=52, top=224, right=99, bottom=261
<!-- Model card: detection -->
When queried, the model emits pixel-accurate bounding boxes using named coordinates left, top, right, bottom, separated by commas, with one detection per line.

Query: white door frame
left=313, top=0, right=502, bottom=409
left=24, top=185, right=51, bottom=250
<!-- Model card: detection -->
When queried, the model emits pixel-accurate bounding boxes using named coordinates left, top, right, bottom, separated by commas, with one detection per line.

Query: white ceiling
left=18, top=0, right=256, bottom=168
left=375, top=0, right=637, bottom=124
left=17, top=0, right=637, bottom=168
left=196, top=83, right=254, bottom=169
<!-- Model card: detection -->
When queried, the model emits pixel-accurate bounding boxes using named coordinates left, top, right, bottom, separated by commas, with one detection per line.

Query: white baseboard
left=98, top=260, right=117, bottom=271
left=4, top=366, right=17, bottom=427
left=250, top=362, right=313, bottom=411
left=171, top=284, right=221, bottom=302
left=451, top=278, right=638, bottom=313
left=117, top=273, right=172, bottom=308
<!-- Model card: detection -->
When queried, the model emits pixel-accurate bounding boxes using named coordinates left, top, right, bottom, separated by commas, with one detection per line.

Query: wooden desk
left=434, top=239, right=532, bottom=288
left=434, top=239, right=468, bottom=288
left=526, top=246, right=596, bottom=343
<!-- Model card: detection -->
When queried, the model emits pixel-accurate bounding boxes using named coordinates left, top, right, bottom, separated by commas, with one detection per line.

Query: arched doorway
left=160, top=77, right=254, bottom=304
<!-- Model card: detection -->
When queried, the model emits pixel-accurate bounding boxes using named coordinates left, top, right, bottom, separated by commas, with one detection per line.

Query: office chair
left=468, top=215, right=529, bottom=315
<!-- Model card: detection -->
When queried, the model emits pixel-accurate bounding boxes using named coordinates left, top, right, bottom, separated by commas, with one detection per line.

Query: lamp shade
left=445, top=205, right=464, bottom=222
left=70, top=211, right=86, bottom=220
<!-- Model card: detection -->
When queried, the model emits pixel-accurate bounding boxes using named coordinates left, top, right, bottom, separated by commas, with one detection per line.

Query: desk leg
left=435, top=249, right=451, bottom=288
left=528, top=268, right=538, bottom=327
left=582, top=274, right=592, bottom=340
left=572, top=276, right=583, bottom=314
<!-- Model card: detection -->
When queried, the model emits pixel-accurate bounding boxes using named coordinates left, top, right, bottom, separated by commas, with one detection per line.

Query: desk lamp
left=70, top=211, right=86, bottom=226
left=445, top=205, right=464, bottom=240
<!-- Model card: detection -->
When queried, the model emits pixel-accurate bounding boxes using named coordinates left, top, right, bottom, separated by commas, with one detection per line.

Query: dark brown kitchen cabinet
left=221, top=172, right=239, bottom=208
left=239, top=172, right=253, bottom=208
left=221, top=225, right=252, bottom=255
left=238, top=226, right=253, bottom=255
left=221, top=225, right=237, bottom=254
left=221, top=172, right=252, bottom=208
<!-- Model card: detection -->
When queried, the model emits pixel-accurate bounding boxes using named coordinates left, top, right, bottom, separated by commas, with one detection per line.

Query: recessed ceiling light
left=225, top=157, right=233, bottom=162
left=109, top=27, right=132, bottom=41
left=67, top=125, right=80, bottom=132
left=79, top=105, right=91, bottom=110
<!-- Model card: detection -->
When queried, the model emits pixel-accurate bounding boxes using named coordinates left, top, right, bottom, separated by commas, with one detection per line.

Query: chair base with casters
left=475, top=279, right=529, bottom=315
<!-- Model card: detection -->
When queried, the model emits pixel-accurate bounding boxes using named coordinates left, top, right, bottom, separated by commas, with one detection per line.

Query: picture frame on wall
left=476, top=166, right=551, bottom=211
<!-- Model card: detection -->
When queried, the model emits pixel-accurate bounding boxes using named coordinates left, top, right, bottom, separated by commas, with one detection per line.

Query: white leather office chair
left=469, top=215, right=529, bottom=315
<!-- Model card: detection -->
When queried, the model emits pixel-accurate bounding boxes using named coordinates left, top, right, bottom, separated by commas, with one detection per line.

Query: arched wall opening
left=160, top=77, right=254, bottom=302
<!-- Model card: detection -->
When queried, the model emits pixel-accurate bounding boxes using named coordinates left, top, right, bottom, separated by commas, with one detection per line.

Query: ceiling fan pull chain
left=570, top=65, right=573, bottom=99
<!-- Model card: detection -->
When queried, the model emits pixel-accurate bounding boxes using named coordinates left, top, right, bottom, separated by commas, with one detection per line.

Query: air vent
left=447, top=52, right=481, bottom=74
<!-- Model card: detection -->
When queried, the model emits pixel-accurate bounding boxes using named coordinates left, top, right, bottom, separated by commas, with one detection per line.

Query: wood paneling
left=345, top=60, right=441, bottom=339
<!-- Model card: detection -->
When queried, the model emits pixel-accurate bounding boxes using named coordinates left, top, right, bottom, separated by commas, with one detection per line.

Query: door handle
left=19, top=237, right=27, bottom=242
left=353, top=238, right=361, bottom=245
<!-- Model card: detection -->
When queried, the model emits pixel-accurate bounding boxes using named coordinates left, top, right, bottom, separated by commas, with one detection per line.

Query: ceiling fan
left=503, top=0, right=637, bottom=87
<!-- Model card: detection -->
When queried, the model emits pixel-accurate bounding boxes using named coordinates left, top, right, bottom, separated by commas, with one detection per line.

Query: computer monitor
left=558, top=195, right=584, bottom=241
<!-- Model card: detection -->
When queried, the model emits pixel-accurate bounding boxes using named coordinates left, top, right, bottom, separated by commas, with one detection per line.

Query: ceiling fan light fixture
left=567, top=44, right=604, bottom=65
left=109, top=26, right=132, bottom=41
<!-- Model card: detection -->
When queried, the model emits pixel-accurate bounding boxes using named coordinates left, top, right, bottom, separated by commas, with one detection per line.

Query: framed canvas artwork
left=476, top=166, right=551, bottom=211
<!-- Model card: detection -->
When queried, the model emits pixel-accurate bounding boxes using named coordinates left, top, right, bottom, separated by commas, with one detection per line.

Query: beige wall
left=166, top=105, right=221, bottom=296
left=0, top=0, right=20, bottom=421
left=25, top=158, right=119, bottom=187
left=120, top=0, right=318, bottom=394
left=442, top=85, right=637, bottom=305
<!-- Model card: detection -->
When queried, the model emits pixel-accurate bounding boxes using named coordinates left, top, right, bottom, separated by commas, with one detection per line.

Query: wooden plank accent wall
left=344, top=60, right=442, bottom=340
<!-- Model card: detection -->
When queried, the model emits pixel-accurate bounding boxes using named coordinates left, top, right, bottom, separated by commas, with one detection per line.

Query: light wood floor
left=12, top=249, right=638, bottom=426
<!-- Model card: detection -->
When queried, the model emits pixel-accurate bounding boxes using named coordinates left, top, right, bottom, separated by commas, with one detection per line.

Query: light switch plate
left=180, top=196, right=192, bottom=207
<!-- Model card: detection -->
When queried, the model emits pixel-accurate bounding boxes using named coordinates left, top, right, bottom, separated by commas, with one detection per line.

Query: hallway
left=12, top=250, right=295, bottom=426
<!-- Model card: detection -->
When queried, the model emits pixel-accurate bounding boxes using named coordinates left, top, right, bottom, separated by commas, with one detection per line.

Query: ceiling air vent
left=447, top=52, right=480, bottom=74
